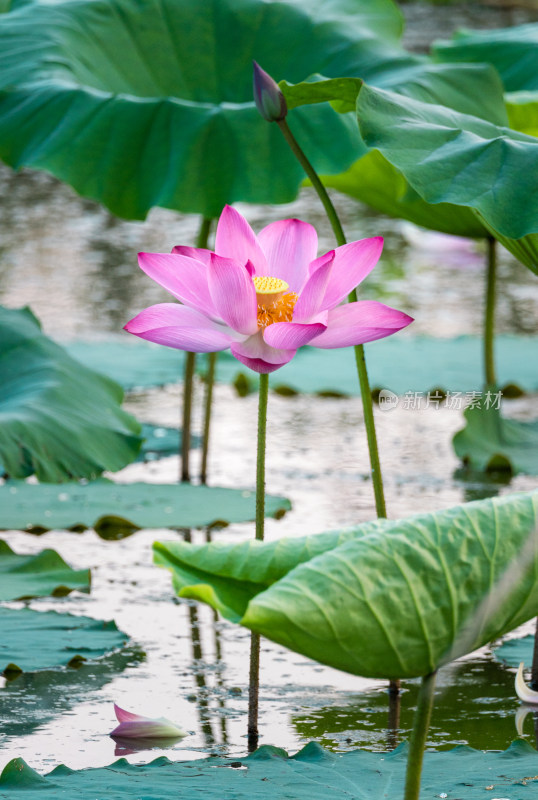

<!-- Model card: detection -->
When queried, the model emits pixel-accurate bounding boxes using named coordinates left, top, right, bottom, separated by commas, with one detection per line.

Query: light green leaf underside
left=2, top=740, right=538, bottom=798
left=67, top=336, right=538, bottom=395
left=0, top=539, right=90, bottom=600
left=155, top=491, right=538, bottom=679
left=0, top=306, right=141, bottom=482
left=356, top=83, right=538, bottom=266
left=493, top=635, right=534, bottom=669
left=454, top=405, right=538, bottom=475
left=321, top=151, right=486, bottom=237
left=506, top=91, right=538, bottom=136
left=0, top=0, right=403, bottom=219
left=0, top=478, right=291, bottom=533
left=0, top=607, right=127, bottom=673
left=433, top=23, right=538, bottom=92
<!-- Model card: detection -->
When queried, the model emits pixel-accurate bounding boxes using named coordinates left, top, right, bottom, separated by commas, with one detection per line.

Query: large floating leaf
left=434, top=23, right=538, bottom=92
left=0, top=540, right=90, bottom=600
left=0, top=608, right=127, bottom=674
left=155, top=491, right=538, bottom=679
left=0, top=478, right=290, bottom=533
left=67, top=336, right=538, bottom=395
left=355, top=83, right=538, bottom=272
left=493, top=635, right=534, bottom=669
left=2, top=740, right=538, bottom=798
left=454, top=405, right=538, bottom=475
left=0, top=0, right=409, bottom=219
left=506, top=90, right=538, bottom=136
left=0, top=307, right=141, bottom=481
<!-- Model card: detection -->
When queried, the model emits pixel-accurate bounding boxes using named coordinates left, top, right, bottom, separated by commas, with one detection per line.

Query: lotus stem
left=531, top=617, right=538, bottom=689
left=181, top=217, right=213, bottom=482
left=277, top=118, right=387, bottom=519
left=200, top=352, right=217, bottom=484
left=248, top=372, right=269, bottom=751
left=404, top=671, right=437, bottom=800
left=181, top=351, right=196, bottom=482
left=484, top=236, right=497, bottom=388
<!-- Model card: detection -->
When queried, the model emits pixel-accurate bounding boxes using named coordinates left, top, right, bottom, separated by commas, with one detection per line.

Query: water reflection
left=0, top=648, right=143, bottom=740
left=291, top=657, right=526, bottom=752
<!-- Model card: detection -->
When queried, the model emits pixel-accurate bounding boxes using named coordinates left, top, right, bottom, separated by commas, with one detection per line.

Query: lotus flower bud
left=252, top=61, right=287, bottom=122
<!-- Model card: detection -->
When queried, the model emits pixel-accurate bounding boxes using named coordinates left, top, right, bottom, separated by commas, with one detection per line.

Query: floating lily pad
left=0, top=608, right=128, bottom=674
left=454, top=405, right=538, bottom=475
left=155, top=490, right=538, bottom=679
left=0, top=479, right=290, bottom=533
left=0, top=307, right=141, bottom=482
left=138, top=424, right=200, bottom=462
left=2, top=740, right=538, bottom=798
left=0, top=540, right=90, bottom=600
left=0, top=648, right=141, bottom=739
left=67, top=336, right=538, bottom=396
left=493, top=635, right=535, bottom=669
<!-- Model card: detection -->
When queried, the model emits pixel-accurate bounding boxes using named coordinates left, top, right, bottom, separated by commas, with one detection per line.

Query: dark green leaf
left=0, top=539, right=90, bottom=600
left=155, top=491, right=538, bottom=679
left=0, top=607, right=127, bottom=673
left=2, top=740, right=538, bottom=798
left=0, top=0, right=399, bottom=218
left=0, top=307, right=141, bottom=481
left=453, top=405, right=538, bottom=475
left=434, top=23, right=538, bottom=91
left=0, top=478, right=290, bottom=533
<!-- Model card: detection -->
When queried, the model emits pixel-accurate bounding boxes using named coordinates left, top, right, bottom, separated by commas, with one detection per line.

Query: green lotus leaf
left=322, top=150, right=486, bottom=237
left=0, top=539, right=90, bottom=600
left=0, top=306, right=141, bottom=482
left=0, top=478, right=290, bottom=533
left=0, top=0, right=410, bottom=219
left=433, top=23, right=538, bottom=92
left=3, top=740, right=538, bottom=798
left=453, top=405, right=538, bottom=476
left=155, top=491, right=538, bottom=680
left=356, top=83, right=538, bottom=271
left=0, top=607, right=128, bottom=674
left=66, top=336, right=538, bottom=395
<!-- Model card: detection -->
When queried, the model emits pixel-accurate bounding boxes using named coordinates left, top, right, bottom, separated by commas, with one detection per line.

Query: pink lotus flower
left=125, top=206, right=413, bottom=373
left=110, top=703, right=186, bottom=739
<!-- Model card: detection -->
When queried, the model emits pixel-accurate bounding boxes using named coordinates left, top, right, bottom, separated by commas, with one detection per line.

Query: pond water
left=1, top=0, right=538, bottom=778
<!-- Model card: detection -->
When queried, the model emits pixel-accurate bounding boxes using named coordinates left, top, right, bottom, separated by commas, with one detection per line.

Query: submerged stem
left=248, top=373, right=269, bottom=750
left=277, top=118, right=387, bottom=519
left=484, top=237, right=497, bottom=388
left=404, top=671, right=437, bottom=800
left=181, top=216, right=213, bottom=482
